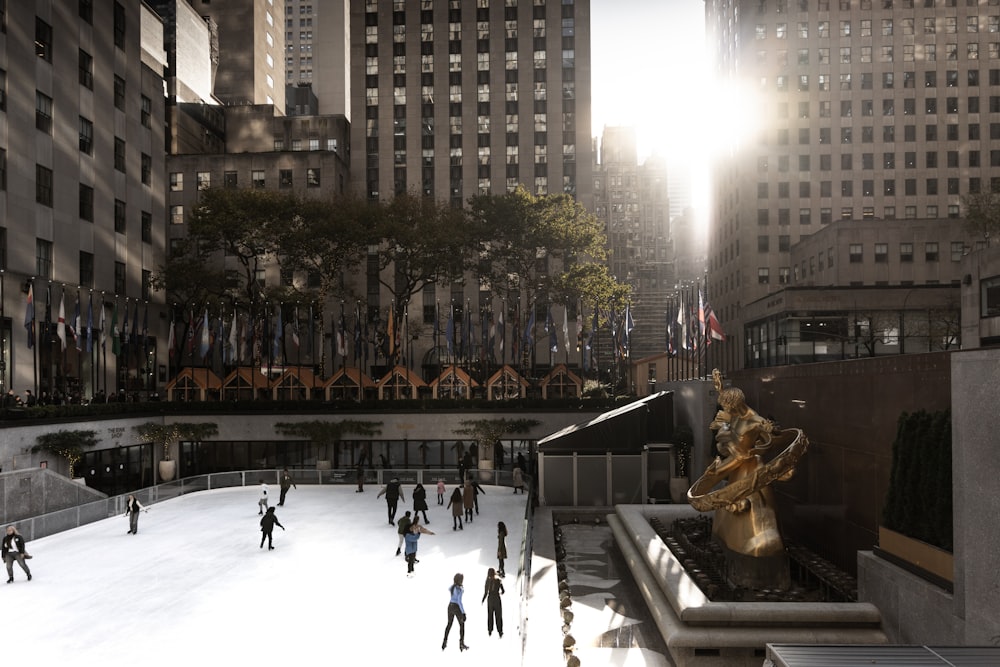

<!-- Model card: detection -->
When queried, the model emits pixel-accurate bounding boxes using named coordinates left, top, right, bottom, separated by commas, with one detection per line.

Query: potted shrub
left=275, top=419, right=383, bottom=470
left=134, top=422, right=218, bottom=482
left=32, top=429, right=98, bottom=481
left=669, top=424, right=694, bottom=504
left=455, top=418, right=541, bottom=479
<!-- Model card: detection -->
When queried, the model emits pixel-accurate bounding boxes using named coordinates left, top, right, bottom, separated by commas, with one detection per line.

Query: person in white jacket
left=124, top=494, right=148, bottom=535
left=258, top=481, right=269, bottom=515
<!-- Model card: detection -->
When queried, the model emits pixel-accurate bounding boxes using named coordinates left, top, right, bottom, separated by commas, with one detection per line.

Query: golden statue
left=687, top=369, right=809, bottom=588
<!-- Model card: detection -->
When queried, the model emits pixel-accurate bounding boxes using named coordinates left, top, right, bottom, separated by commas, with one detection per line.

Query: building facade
left=704, top=0, right=994, bottom=370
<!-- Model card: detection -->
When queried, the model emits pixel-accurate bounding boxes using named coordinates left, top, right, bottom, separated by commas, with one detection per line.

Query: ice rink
left=4, top=483, right=529, bottom=665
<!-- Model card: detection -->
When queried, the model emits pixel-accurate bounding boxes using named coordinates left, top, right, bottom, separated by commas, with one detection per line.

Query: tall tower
left=349, top=0, right=593, bottom=210
left=705, top=0, right=997, bottom=369
left=285, top=0, right=351, bottom=118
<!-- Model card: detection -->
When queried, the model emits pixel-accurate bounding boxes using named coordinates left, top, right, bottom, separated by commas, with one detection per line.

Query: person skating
left=395, top=511, right=412, bottom=556
left=355, top=463, right=365, bottom=492
left=257, top=480, right=269, bottom=515
left=436, top=478, right=445, bottom=505
left=442, top=572, right=468, bottom=651
left=259, top=506, right=284, bottom=550
left=467, top=476, right=485, bottom=515
left=412, top=482, right=430, bottom=523
left=447, top=487, right=464, bottom=531
left=512, top=465, right=525, bottom=494
left=462, top=480, right=475, bottom=523
left=482, top=567, right=505, bottom=637
left=2, top=526, right=32, bottom=583
left=496, top=521, right=508, bottom=578
left=278, top=468, right=297, bottom=506
left=124, top=494, right=148, bottom=535
left=376, top=477, right=405, bottom=525
left=404, top=519, right=434, bottom=577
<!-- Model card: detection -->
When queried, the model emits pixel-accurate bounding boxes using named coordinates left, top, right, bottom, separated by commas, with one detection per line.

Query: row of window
left=759, top=175, right=997, bottom=200
left=31, top=4, right=127, bottom=65
left=757, top=204, right=964, bottom=225
left=756, top=16, right=1000, bottom=42
left=758, top=0, right=999, bottom=13
left=762, top=68, right=998, bottom=92
left=757, top=238, right=971, bottom=262
left=761, top=150, right=1000, bottom=173
left=168, top=168, right=323, bottom=197
left=30, top=240, right=147, bottom=298
left=766, top=121, right=1000, bottom=147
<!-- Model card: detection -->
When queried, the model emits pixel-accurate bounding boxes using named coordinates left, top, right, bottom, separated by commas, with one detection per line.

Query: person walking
left=436, top=478, right=445, bottom=505
left=512, top=465, right=525, bottom=494
left=2, top=526, right=32, bottom=583
left=259, top=507, right=284, bottom=550
left=257, top=479, right=269, bottom=515
left=468, top=476, right=485, bottom=515
left=412, top=482, right=430, bottom=524
left=124, top=494, right=148, bottom=535
left=278, top=468, right=297, bottom=506
left=482, top=567, right=505, bottom=637
left=404, top=520, right=434, bottom=577
left=442, top=573, right=468, bottom=651
left=496, top=521, right=508, bottom=577
left=447, top=487, right=464, bottom=531
left=395, top=511, right=412, bottom=556
left=376, top=477, right=405, bottom=525
left=355, top=463, right=365, bottom=493
left=462, top=479, right=475, bottom=524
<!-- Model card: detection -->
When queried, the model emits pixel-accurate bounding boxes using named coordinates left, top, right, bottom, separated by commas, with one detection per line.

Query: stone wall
left=0, top=469, right=106, bottom=525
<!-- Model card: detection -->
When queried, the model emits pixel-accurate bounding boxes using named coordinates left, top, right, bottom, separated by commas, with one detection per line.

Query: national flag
left=464, top=307, right=473, bottom=360
left=24, top=284, right=34, bottom=349
left=167, top=317, right=176, bottom=358
left=199, top=309, right=210, bottom=359
left=704, top=296, right=727, bottom=343
left=337, top=312, right=348, bottom=357
left=186, top=310, right=197, bottom=354
left=111, top=302, right=120, bottom=356
left=56, top=293, right=67, bottom=350
left=131, top=302, right=140, bottom=348
left=72, top=297, right=82, bottom=351
left=99, top=300, right=107, bottom=350
left=698, top=289, right=707, bottom=340
left=488, top=310, right=497, bottom=358
left=511, top=307, right=520, bottom=361
left=523, top=307, right=535, bottom=349
left=575, top=308, right=582, bottom=353
left=228, top=310, right=238, bottom=363
left=445, top=305, right=455, bottom=357
left=498, top=305, right=505, bottom=361
left=354, top=304, right=362, bottom=362
left=545, top=306, right=557, bottom=353
left=121, top=303, right=130, bottom=359
left=291, top=307, right=300, bottom=348
left=86, top=295, right=94, bottom=353
left=677, top=299, right=688, bottom=351
left=272, top=305, right=283, bottom=362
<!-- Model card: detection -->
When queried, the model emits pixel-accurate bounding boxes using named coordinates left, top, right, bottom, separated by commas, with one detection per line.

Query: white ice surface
left=5, top=484, right=528, bottom=666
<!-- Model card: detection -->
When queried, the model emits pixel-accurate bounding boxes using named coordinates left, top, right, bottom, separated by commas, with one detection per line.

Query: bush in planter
left=882, top=409, right=952, bottom=551
left=32, top=429, right=99, bottom=479
left=274, top=419, right=384, bottom=464
left=134, top=422, right=219, bottom=461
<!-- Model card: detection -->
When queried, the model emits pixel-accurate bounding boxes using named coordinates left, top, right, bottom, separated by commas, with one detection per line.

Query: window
left=79, top=49, right=93, bottom=89
left=197, top=172, right=211, bottom=190
left=114, top=199, right=126, bottom=234
left=114, top=76, right=125, bottom=110
left=141, top=211, right=152, bottom=244
left=80, top=0, right=93, bottom=24
left=36, top=165, right=53, bottom=207
left=37, top=240, right=53, bottom=280
left=925, top=242, right=939, bottom=261
left=114, top=2, right=126, bottom=49
left=170, top=205, right=184, bottom=225
left=951, top=241, right=965, bottom=261
left=849, top=244, right=863, bottom=263
left=36, top=18, right=52, bottom=62
left=0, top=69, right=5, bottom=111
left=114, top=262, right=125, bottom=295
left=79, top=252, right=94, bottom=289
left=0, top=149, right=5, bottom=191
left=307, top=168, right=321, bottom=187
left=79, top=184, right=94, bottom=222
left=79, top=117, right=93, bottom=155
left=252, top=170, right=266, bottom=188
left=758, top=268, right=770, bottom=284
left=141, top=95, right=151, bottom=128
left=114, top=138, right=126, bottom=173
left=141, top=154, right=151, bottom=185
left=36, top=92, right=52, bottom=134
left=875, top=243, right=888, bottom=262
left=224, top=171, right=238, bottom=188
left=279, top=169, right=293, bottom=188
left=758, top=235, right=770, bottom=252
left=900, top=242, right=914, bottom=262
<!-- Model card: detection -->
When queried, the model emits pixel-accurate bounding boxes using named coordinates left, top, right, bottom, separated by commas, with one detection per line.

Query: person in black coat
left=124, top=494, right=148, bottom=535
left=376, top=477, right=405, bottom=525
left=482, top=567, right=505, bottom=637
left=259, top=507, right=284, bottom=550
left=2, top=526, right=32, bottom=583
left=412, top=483, right=430, bottom=523
left=467, top=476, right=485, bottom=515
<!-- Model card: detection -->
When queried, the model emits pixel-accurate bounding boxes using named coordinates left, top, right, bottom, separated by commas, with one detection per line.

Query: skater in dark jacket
left=412, top=483, right=430, bottom=523
left=462, top=480, right=475, bottom=523
left=403, top=520, right=434, bottom=577
left=2, top=525, right=32, bottom=583
left=482, top=567, right=505, bottom=637
left=496, top=521, right=508, bottom=577
left=467, top=477, right=485, bottom=515
left=124, top=494, right=147, bottom=535
left=376, top=477, right=405, bottom=525
left=442, top=572, right=468, bottom=651
left=447, top=487, right=464, bottom=530
left=259, top=507, right=284, bottom=550
left=278, top=468, right=297, bottom=506
left=395, top=511, right=412, bottom=556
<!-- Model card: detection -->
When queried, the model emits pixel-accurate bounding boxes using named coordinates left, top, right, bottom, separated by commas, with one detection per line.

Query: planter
left=316, top=460, right=332, bottom=470
left=877, top=525, right=953, bottom=584
left=158, top=459, right=177, bottom=483
left=669, top=477, right=690, bottom=504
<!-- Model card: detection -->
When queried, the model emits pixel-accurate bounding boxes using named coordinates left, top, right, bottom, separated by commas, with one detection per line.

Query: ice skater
left=496, top=521, right=508, bottom=578
left=436, top=478, right=445, bottom=505
left=355, top=463, right=365, bottom=492
left=462, top=479, right=475, bottom=523
left=447, top=486, right=464, bottom=531
left=257, top=479, right=269, bottom=515
left=259, top=506, right=284, bottom=550
left=412, top=482, right=430, bottom=523
left=278, top=467, right=297, bottom=506
left=376, top=477, right=405, bottom=525
left=124, top=494, right=148, bottom=535
left=395, top=511, right=412, bottom=556
left=512, top=465, right=525, bottom=494
left=467, top=476, right=485, bottom=515
left=482, top=567, right=505, bottom=637
left=404, top=520, right=434, bottom=577
left=2, top=525, right=32, bottom=583
left=442, top=572, right=468, bottom=651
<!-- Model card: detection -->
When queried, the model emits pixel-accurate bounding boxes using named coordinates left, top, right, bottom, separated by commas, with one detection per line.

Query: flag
left=545, top=306, right=557, bottom=353
left=386, top=306, right=395, bottom=361
left=99, top=300, right=107, bottom=350
left=624, top=304, right=635, bottom=357
left=272, top=305, right=283, bottom=362
left=24, top=284, right=34, bottom=349
left=575, top=308, right=583, bottom=352
left=523, top=307, right=535, bottom=349
left=291, top=307, right=300, bottom=348
left=337, top=312, right=347, bottom=357
left=186, top=310, right=197, bottom=354
left=677, top=299, right=688, bottom=351
left=73, top=298, right=82, bottom=351
left=704, top=296, right=727, bottom=343
left=121, top=302, right=130, bottom=359
left=445, top=305, right=455, bottom=357
left=228, top=310, right=238, bottom=363
left=698, top=289, right=707, bottom=341
left=111, top=302, right=120, bottom=356
left=86, top=295, right=94, bottom=354
left=168, top=317, right=176, bottom=358
left=488, top=310, right=497, bottom=358
left=464, top=306, right=474, bottom=360
left=132, top=302, right=140, bottom=347
left=562, top=306, right=570, bottom=353
left=667, top=310, right=676, bottom=356
left=354, top=304, right=362, bottom=362
left=56, top=293, right=67, bottom=350
left=498, top=304, right=505, bottom=361
left=199, top=309, right=210, bottom=359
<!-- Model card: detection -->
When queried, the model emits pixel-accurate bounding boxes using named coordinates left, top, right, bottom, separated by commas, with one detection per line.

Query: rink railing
left=13, top=465, right=531, bottom=542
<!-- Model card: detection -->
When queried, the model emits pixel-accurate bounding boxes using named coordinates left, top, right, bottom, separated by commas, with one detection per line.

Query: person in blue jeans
left=404, top=519, right=434, bottom=577
left=442, top=572, right=468, bottom=651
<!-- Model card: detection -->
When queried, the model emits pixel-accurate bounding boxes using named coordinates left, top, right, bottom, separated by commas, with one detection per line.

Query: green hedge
left=882, top=409, right=953, bottom=552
